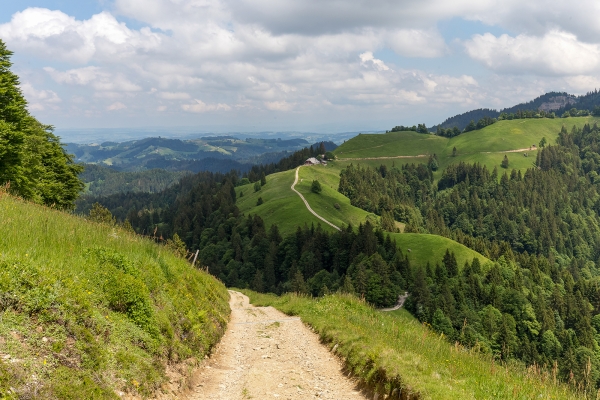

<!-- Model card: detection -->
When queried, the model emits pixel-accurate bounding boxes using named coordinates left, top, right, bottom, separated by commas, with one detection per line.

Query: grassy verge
left=244, top=291, right=582, bottom=400
left=0, top=192, right=230, bottom=399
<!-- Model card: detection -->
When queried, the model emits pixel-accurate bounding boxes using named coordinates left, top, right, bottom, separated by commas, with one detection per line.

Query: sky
left=2, top=0, right=600, bottom=137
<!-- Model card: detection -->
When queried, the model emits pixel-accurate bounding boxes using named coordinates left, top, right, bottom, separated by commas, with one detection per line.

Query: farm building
left=304, top=157, right=321, bottom=165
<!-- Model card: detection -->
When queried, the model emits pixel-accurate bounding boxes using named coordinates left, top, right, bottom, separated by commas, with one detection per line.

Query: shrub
left=311, top=180, right=322, bottom=194
left=256, top=197, right=263, bottom=206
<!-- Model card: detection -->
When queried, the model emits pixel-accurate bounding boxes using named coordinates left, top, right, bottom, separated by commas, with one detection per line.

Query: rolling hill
left=335, top=116, right=600, bottom=178
left=235, top=165, right=490, bottom=270
left=66, top=136, right=334, bottom=173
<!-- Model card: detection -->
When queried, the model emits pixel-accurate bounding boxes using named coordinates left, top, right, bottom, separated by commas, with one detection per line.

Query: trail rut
left=191, top=291, right=365, bottom=399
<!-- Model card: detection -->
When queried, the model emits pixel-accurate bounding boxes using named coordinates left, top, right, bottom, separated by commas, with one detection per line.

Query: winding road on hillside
left=291, top=167, right=341, bottom=231
left=191, top=291, right=366, bottom=400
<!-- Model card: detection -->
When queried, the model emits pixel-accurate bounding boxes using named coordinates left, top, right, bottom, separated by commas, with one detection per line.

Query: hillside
left=0, top=191, right=229, bottom=398
left=65, top=137, right=333, bottom=172
left=335, top=116, right=600, bottom=177
left=235, top=164, right=490, bottom=270
left=430, top=91, right=590, bottom=131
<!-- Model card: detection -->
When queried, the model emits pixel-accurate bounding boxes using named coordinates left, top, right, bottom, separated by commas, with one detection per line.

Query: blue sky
left=2, top=0, right=599, bottom=138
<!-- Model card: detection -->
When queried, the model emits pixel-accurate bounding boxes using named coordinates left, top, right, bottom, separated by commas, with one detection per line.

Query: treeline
left=0, top=40, right=82, bottom=209
left=80, top=164, right=190, bottom=197
left=436, top=116, right=497, bottom=138
left=387, top=124, right=428, bottom=134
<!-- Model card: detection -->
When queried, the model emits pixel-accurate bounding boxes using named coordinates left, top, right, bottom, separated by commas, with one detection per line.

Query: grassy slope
left=235, top=167, right=376, bottom=234
left=0, top=193, right=229, bottom=399
left=334, top=117, right=600, bottom=177
left=390, top=233, right=488, bottom=269
left=246, top=291, right=580, bottom=400
left=235, top=166, right=489, bottom=268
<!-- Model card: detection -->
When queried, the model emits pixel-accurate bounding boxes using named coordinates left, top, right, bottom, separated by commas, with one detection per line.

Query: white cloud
left=0, top=8, right=162, bottom=64
left=7, top=0, right=600, bottom=130
left=158, top=92, right=191, bottom=100
left=44, top=66, right=142, bottom=91
left=464, top=30, right=600, bottom=76
left=360, top=52, right=390, bottom=71
left=181, top=99, right=232, bottom=113
left=107, top=102, right=127, bottom=111
left=386, top=29, right=447, bottom=58
left=265, top=101, right=294, bottom=111
left=19, top=82, right=61, bottom=111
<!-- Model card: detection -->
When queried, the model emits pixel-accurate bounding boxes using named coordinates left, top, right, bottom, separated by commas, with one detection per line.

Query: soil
left=189, top=291, right=366, bottom=400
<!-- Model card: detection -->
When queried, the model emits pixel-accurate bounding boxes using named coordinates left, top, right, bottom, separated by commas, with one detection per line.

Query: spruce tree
left=0, top=40, right=83, bottom=208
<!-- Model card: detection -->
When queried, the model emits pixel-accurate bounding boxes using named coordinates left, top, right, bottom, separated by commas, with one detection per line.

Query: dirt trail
left=191, top=291, right=365, bottom=400
left=379, top=292, right=409, bottom=312
left=292, top=167, right=341, bottom=231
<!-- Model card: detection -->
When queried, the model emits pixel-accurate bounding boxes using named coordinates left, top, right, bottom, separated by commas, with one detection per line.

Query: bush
left=256, top=197, right=263, bottom=206
left=311, top=180, right=322, bottom=194
left=254, top=181, right=261, bottom=192
left=334, top=203, right=340, bottom=209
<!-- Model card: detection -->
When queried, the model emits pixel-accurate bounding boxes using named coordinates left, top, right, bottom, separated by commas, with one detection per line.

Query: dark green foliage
left=0, top=40, right=83, bottom=208
left=311, top=180, right=322, bottom=194
left=338, top=163, right=431, bottom=229
left=80, top=164, right=189, bottom=197
left=389, top=123, right=428, bottom=134
left=89, top=202, right=116, bottom=225
left=325, top=151, right=336, bottom=160
left=256, top=197, right=263, bottom=206
left=501, top=154, right=509, bottom=168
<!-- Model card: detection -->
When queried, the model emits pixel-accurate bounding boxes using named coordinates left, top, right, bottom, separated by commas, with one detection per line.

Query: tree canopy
left=0, top=39, right=83, bottom=209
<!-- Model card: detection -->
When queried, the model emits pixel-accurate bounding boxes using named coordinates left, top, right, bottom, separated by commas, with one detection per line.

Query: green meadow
left=390, top=233, right=489, bottom=269
left=333, top=117, right=600, bottom=177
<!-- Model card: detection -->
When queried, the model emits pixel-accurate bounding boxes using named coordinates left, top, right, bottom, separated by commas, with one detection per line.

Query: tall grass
left=245, top=291, right=584, bottom=400
left=0, top=191, right=230, bottom=398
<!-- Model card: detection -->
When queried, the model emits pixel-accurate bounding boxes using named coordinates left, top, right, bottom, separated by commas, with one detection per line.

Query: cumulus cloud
left=0, top=7, right=162, bottom=64
left=360, top=52, right=390, bottom=71
left=107, top=102, right=127, bottom=111
left=5, top=0, right=600, bottom=129
left=464, top=30, right=600, bottom=76
left=158, top=92, right=191, bottom=100
left=386, top=29, right=447, bottom=58
left=20, top=82, right=61, bottom=111
left=265, top=100, right=294, bottom=111
left=44, top=66, right=142, bottom=91
left=181, top=99, right=232, bottom=113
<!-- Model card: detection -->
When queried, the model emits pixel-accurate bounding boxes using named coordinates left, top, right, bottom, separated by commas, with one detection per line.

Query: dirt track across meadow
left=190, top=291, right=366, bottom=400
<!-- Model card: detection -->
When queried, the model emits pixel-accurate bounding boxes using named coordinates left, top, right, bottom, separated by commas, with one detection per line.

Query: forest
left=335, top=122, right=600, bottom=391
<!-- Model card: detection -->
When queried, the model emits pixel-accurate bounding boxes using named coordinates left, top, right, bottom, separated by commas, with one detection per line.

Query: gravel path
left=191, top=291, right=365, bottom=400
left=291, top=167, right=341, bottom=231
